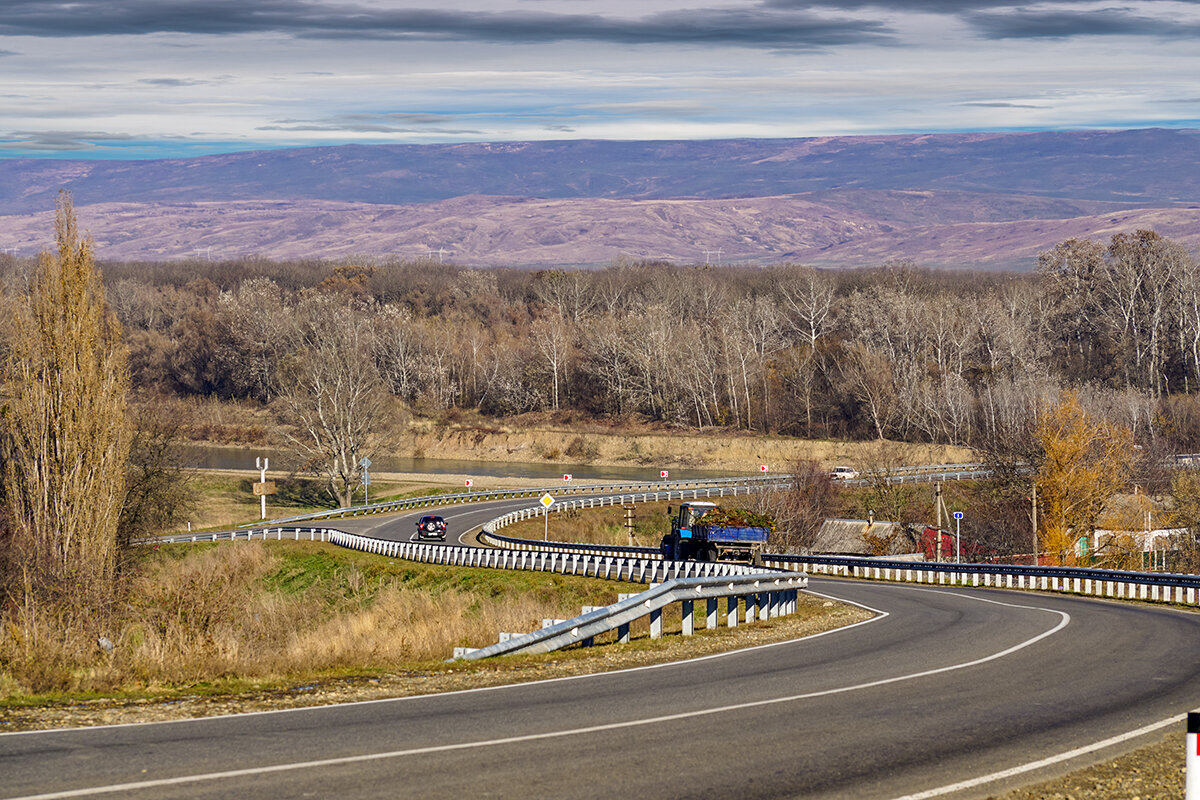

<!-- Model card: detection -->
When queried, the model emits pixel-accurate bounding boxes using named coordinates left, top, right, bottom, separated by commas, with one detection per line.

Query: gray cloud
left=767, top=1, right=1200, bottom=40
left=257, top=112, right=483, bottom=134
left=0, top=1, right=892, bottom=49
left=0, top=130, right=136, bottom=151
left=765, top=0, right=1018, bottom=9
left=259, top=112, right=466, bottom=133
left=960, top=101, right=1043, bottom=108
left=767, top=0, right=1200, bottom=9
left=966, top=8, right=1197, bottom=39
left=138, top=77, right=210, bottom=86
left=0, top=49, right=18, bottom=56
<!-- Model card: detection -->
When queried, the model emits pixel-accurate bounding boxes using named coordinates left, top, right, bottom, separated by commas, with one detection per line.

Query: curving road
left=3, top=577, right=1198, bottom=800
left=331, top=491, right=658, bottom=547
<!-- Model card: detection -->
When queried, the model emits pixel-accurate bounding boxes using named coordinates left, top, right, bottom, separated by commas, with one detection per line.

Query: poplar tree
left=1, top=192, right=131, bottom=592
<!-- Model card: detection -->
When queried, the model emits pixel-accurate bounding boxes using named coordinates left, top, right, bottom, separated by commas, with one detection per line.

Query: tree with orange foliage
left=1035, top=391, right=1134, bottom=565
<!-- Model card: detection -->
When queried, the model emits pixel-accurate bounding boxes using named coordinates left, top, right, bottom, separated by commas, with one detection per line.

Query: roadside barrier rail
left=326, top=529, right=758, bottom=583
left=251, top=474, right=785, bottom=527
left=248, top=463, right=993, bottom=528
left=763, top=553, right=1200, bottom=607
left=156, top=526, right=335, bottom=544
left=477, top=481, right=794, bottom=557
left=456, top=572, right=807, bottom=660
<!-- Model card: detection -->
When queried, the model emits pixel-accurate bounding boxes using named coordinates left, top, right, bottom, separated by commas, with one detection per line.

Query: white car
left=830, top=466, right=859, bottom=481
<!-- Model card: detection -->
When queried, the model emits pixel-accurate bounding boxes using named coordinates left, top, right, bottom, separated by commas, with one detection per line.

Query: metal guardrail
left=250, top=474, right=787, bottom=527
left=247, top=463, right=993, bottom=528
left=457, top=572, right=806, bottom=660
left=326, top=528, right=757, bottom=584
left=157, top=526, right=335, bottom=544
left=477, top=482, right=793, bottom=557
left=761, top=553, right=1200, bottom=606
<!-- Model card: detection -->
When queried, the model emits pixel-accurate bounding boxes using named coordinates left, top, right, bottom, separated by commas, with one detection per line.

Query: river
left=178, top=445, right=737, bottom=482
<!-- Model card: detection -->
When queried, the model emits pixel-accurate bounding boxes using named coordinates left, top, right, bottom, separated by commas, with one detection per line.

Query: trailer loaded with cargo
left=660, top=501, right=771, bottom=564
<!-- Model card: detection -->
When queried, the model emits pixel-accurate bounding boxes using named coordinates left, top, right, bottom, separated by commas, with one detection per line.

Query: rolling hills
left=1, top=129, right=1198, bottom=269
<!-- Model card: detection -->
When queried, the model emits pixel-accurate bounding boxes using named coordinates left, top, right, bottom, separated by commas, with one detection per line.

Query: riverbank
left=175, top=401, right=973, bottom=476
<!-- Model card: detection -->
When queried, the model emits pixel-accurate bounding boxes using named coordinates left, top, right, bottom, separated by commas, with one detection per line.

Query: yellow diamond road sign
left=540, top=493, right=555, bottom=508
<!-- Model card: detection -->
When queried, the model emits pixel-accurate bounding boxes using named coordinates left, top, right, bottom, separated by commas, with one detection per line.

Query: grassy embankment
left=187, top=472, right=470, bottom=531
left=0, top=540, right=639, bottom=703
left=0, top=539, right=868, bottom=722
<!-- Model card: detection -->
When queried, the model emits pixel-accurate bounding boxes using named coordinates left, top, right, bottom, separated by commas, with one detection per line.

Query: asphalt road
left=331, top=492, right=650, bottom=547
left=3, top=577, right=1198, bottom=800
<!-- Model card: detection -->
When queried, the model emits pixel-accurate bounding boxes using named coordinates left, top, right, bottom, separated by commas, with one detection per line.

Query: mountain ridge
left=1, top=129, right=1198, bottom=268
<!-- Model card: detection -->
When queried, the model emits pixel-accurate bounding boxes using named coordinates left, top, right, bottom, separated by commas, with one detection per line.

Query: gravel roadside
left=991, top=731, right=1185, bottom=799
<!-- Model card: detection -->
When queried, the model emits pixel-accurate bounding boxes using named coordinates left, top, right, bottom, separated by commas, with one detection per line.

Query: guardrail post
left=745, top=593, right=758, bottom=623
left=650, top=606, right=663, bottom=639
left=706, top=597, right=718, bottom=629
left=681, top=600, right=694, bottom=636
left=1189, top=712, right=1200, bottom=800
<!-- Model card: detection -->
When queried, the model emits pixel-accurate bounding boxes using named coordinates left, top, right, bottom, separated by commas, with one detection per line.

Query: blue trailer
left=660, top=501, right=770, bottom=564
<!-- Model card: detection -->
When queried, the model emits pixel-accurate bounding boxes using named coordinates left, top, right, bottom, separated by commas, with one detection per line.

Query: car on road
left=830, top=466, right=859, bottom=481
left=416, top=514, right=448, bottom=541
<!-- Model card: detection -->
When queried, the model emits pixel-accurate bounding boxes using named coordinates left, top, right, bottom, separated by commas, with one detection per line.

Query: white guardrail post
left=1189, top=712, right=1200, bottom=800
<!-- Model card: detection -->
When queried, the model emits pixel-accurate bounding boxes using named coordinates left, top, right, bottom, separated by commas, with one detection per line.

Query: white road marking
left=891, top=713, right=1185, bottom=800
left=6, top=593, right=1068, bottom=799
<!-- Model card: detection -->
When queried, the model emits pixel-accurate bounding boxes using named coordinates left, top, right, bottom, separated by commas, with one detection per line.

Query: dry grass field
left=503, top=501, right=675, bottom=548
left=408, top=415, right=973, bottom=473
left=0, top=541, right=640, bottom=701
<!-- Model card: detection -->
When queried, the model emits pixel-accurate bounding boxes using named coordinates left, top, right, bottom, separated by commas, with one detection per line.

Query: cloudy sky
left=2, top=0, right=1199, bottom=159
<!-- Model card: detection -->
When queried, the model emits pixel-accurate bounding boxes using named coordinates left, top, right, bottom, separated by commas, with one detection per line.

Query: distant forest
left=3, top=229, right=1200, bottom=453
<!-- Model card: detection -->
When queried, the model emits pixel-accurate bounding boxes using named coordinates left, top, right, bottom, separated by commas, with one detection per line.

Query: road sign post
left=541, top=493, right=555, bottom=541
left=1188, top=712, right=1200, bottom=800
left=255, top=457, right=270, bottom=519
left=953, top=511, right=964, bottom=563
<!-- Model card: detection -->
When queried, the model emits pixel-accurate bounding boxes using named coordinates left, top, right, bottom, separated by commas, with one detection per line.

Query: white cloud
left=0, top=2, right=1198, bottom=157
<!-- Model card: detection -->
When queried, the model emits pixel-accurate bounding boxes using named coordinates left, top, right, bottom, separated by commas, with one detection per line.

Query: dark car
left=416, top=514, right=447, bottom=541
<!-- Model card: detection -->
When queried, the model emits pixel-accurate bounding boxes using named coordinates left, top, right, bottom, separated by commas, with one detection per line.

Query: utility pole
left=935, top=482, right=943, bottom=562
left=1031, top=483, right=1038, bottom=567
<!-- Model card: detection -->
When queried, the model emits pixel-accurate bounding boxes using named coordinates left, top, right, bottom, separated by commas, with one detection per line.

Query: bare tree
left=530, top=313, right=572, bottom=411
left=118, top=400, right=197, bottom=548
left=275, top=298, right=388, bottom=508
left=779, top=266, right=835, bottom=350
left=753, top=459, right=837, bottom=552
left=840, top=342, right=896, bottom=439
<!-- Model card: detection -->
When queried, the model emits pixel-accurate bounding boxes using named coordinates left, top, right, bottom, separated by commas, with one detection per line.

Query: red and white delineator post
left=1189, top=712, right=1200, bottom=800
